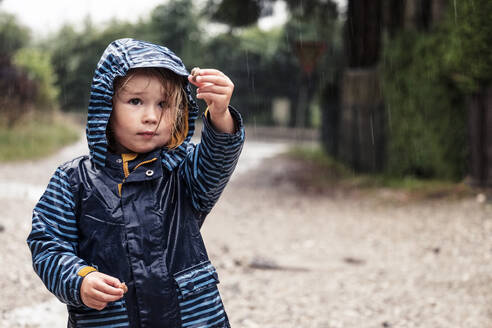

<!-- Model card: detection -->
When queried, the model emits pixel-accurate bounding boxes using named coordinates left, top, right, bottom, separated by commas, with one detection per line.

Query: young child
left=27, top=38, right=244, bottom=327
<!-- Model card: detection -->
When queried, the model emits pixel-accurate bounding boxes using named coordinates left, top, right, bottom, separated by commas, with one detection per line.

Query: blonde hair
left=111, top=67, right=189, bottom=150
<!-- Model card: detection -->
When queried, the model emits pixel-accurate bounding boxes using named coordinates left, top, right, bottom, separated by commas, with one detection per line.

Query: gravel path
left=1, top=134, right=491, bottom=328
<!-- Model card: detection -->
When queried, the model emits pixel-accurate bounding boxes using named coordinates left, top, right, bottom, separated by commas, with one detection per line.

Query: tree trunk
left=345, top=0, right=382, bottom=67
left=468, top=86, right=492, bottom=187
left=320, top=79, right=340, bottom=157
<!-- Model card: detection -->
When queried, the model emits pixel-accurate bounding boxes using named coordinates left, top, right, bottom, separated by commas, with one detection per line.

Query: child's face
left=110, top=72, right=174, bottom=154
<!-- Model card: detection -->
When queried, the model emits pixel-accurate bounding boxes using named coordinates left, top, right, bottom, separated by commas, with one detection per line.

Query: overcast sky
left=1, top=0, right=177, bottom=36
left=0, top=0, right=297, bottom=37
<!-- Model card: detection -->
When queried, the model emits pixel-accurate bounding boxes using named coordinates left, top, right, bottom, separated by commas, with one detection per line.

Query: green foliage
left=205, top=0, right=262, bottom=28
left=45, top=0, right=203, bottom=111
left=142, top=0, right=201, bottom=66
left=443, top=0, right=492, bottom=93
left=381, top=0, right=492, bottom=180
left=0, top=12, right=30, bottom=57
left=13, top=48, right=59, bottom=109
left=382, top=21, right=467, bottom=180
left=0, top=118, right=80, bottom=161
left=284, top=0, right=338, bottom=42
left=37, top=0, right=341, bottom=126
left=47, top=20, right=139, bottom=110
left=0, top=11, right=37, bottom=127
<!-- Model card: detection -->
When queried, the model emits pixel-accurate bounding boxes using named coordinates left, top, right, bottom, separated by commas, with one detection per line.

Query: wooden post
left=469, top=86, right=492, bottom=187
left=339, top=68, right=385, bottom=172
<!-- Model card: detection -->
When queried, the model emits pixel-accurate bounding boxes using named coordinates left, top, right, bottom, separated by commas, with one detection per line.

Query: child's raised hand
left=189, top=68, right=236, bottom=134
left=80, top=272, right=124, bottom=310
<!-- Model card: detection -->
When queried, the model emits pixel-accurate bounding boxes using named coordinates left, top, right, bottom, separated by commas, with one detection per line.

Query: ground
left=0, top=135, right=491, bottom=328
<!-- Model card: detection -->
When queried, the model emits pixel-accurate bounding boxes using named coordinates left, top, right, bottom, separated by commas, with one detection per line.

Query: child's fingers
left=195, top=68, right=226, bottom=77
left=188, top=75, right=200, bottom=87
left=90, top=288, right=123, bottom=303
left=100, top=273, right=122, bottom=289
left=197, top=85, right=230, bottom=95
left=94, top=279, right=124, bottom=297
left=194, top=75, right=232, bottom=87
left=196, top=92, right=228, bottom=104
left=188, top=68, right=232, bottom=84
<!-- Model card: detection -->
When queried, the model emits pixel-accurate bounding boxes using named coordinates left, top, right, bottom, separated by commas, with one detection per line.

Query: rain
left=1, top=0, right=492, bottom=327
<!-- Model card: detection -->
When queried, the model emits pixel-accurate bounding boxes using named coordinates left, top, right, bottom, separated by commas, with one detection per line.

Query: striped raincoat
left=27, top=38, right=244, bottom=327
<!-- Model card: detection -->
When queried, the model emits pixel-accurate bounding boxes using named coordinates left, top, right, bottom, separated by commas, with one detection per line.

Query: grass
left=0, top=116, right=81, bottom=162
left=284, top=146, right=473, bottom=200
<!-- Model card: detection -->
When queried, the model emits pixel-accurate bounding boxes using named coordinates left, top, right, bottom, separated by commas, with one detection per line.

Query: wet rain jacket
left=27, top=38, right=244, bottom=327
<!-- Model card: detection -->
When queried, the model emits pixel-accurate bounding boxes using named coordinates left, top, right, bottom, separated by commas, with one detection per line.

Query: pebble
left=476, top=193, right=486, bottom=203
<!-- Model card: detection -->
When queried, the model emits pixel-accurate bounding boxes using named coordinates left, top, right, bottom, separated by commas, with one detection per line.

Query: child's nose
left=142, top=106, right=160, bottom=124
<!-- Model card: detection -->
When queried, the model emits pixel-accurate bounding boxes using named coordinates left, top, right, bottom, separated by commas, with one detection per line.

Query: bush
left=0, top=11, right=35, bottom=127
left=444, top=0, right=492, bottom=93
left=381, top=0, right=492, bottom=181
left=382, top=28, right=467, bottom=180
left=13, top=48, right=59, bottom=110
left=0, top=12, right=30, bottom=57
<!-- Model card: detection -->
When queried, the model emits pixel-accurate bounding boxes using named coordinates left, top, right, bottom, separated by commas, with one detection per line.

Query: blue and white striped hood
left=86, top=38, right=198, bottom=171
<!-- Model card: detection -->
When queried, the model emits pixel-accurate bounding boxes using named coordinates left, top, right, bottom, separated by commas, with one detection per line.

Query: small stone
left=221, top=244, right=230, bottom=254
left=477, top=193, right=486, bottom=203
left=0, top=224, right=4, bottom=233
left=343, top=257, right=366, bottom=265
left=249, top=256, right=280, bottom=270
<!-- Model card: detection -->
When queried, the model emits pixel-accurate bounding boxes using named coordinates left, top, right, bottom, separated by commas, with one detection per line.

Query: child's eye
left=159, top=101, right=169, bottom=108
left=129, top=98, right=142, bottom=105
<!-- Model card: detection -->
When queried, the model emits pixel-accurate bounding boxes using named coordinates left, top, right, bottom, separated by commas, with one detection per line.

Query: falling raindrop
left=244, top=50, right=250, bottom=80
left=387, top=103, right=392, bottom=132
left=253, top=115, right=257, bottom=138
left=453, top=0, right=458, bottom=24
left=370, top=114, right=375, bottom=146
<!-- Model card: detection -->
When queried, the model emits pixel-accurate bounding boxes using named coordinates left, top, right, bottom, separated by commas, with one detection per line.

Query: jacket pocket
left=174, top=261, right=230, bottom=328
left=69, top=299, right=130, bottom=327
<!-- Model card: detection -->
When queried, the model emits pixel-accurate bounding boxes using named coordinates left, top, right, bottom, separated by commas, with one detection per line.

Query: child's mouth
left=138, top=132, right=156, bottom=138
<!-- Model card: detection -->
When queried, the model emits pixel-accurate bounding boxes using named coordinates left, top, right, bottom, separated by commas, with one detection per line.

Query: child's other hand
left=80, top=272, right=124, bottom=310
left=188, top=68, right=236, bottom=133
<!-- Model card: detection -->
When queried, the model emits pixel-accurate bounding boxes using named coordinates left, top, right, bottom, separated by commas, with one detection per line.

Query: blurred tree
left=379, top=0, right=492, bottom=180
left=445, top=0, right=492, bottom=93
left=47, top=0, right=205, bottom=111
left=205, top=0, right=263, bottom=28
left=13, top=48, right=59, bottom=111
left=141, top=0, right=202, bottom=66
left=0, top=12, right=30, bottom=58
left=0, top=12, right=37, bottom=127
left=445, top=0, right=492, bottom=186
left=47, top=19, right=138, bottom=111
left=345, top=0, right=381, bottom=67
left=203, top=0, right=341, bottom=128
left=382, top=29, right=467, bottom=179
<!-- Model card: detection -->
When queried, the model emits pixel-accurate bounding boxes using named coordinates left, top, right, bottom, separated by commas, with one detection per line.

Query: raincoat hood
left=86, top=38, right=198, bottom=171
